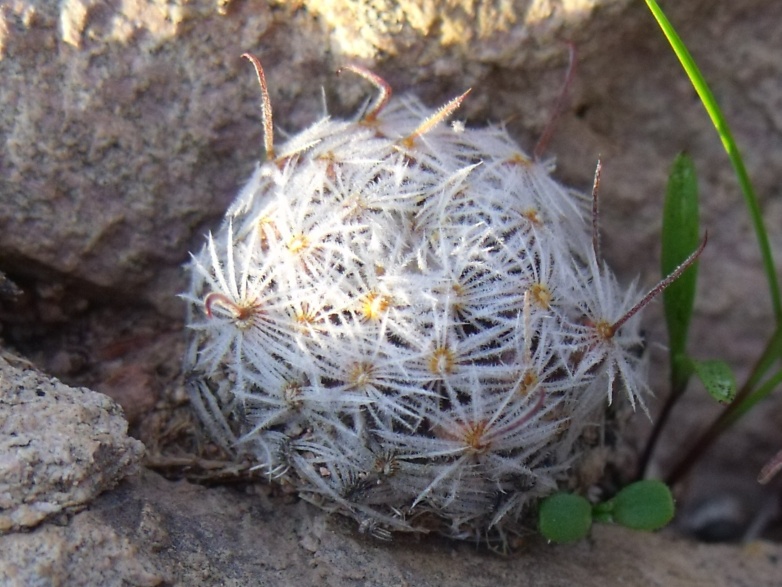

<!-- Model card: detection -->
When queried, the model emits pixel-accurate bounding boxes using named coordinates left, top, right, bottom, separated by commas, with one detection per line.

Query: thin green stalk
left=643, top=0, right=781, bottom=324
left=728, top=368, right=782, bottom=425
left=742, top=323, right=782, bottom=394
left=666, top=323, right=782, bottom=485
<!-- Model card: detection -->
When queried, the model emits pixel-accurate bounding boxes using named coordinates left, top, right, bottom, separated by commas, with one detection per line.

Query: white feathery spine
left=183, top=60, right=651, bottom=545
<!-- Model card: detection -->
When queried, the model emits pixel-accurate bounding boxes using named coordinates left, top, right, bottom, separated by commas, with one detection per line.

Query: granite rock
left=2, top=469, right=781, bottom=587
left=0, top=355, right=144, bottom=534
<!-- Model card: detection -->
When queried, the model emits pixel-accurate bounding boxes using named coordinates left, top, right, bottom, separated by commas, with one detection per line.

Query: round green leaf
left=691, top=359, right=736, bottom=404
left=612, top=480, right=675, bottom=531
left=538, top=493, right=593, bottom=544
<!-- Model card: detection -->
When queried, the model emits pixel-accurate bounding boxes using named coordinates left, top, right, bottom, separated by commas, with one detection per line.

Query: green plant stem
left=645, top=0, right=782, bottom=485
left=643, top=0, right=781, bottom=323
left=642, top=153, right=699, bottom=478
left=728, top=368, right=782, bottom=425
left=666, top=324, right=782, bottom=485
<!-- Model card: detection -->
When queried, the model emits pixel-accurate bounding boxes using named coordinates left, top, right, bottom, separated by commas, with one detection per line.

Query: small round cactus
left=183, top=56, right=669, bottom=545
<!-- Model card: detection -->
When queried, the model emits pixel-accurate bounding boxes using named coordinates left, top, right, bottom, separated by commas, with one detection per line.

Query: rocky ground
left=2, top=0, right=782, bottom=585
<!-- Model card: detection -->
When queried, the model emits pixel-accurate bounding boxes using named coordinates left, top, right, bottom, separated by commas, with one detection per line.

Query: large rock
left=2, top=0, right=780, bottom=384
left=2, top=0, right=778, bottom=338
left=0, top=355, right=144, bottom=533
left=1, top=469, right=781, bottom=586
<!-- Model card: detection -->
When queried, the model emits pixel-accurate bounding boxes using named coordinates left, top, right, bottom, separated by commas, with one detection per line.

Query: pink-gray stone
left=2, top=469, right=781, bottom=587
left=0, top=355, right=144, bottom=534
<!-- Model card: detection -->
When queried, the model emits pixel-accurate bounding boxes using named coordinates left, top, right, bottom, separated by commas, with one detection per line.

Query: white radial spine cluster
left=183, top=58, right=656, bottom=543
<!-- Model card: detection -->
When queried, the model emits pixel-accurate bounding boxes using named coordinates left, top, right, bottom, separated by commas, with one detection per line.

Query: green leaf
left=538, top=493, right=593, bottom=544
left=691, top=359, right=737, bottom=403
left=644, top=0, right=781, bottom=324
left=661, top=153, right=700, bottom=380
left=611, top=480, right=675, bottom=531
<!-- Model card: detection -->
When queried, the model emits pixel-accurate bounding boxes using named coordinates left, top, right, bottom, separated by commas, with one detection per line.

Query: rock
left=1, top=469, right=780, bottom=586
left=2, top=0, right=777, bottom=340
left=1, top=0, right=780, bottom=411
left=0, top=355, right=144, bottom=533
left=1, top=0, right=780, bottom=391
left=0, top=507, right=164, bottom=587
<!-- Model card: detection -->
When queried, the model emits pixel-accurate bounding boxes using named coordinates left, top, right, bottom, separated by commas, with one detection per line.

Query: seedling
left=539, top=481, right=675, bottom=543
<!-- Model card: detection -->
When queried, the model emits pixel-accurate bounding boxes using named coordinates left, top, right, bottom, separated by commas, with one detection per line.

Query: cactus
left=182, top=56, right=662, bottom=545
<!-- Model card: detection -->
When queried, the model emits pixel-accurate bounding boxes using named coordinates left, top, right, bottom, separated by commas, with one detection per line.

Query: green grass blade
left=662, top=153, right=700, bottom=386
left=742, top=323, right=782, bottom=393
left=643, top=0, right=781, bottom=324
left=726, top=367, right=782, bottom=427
